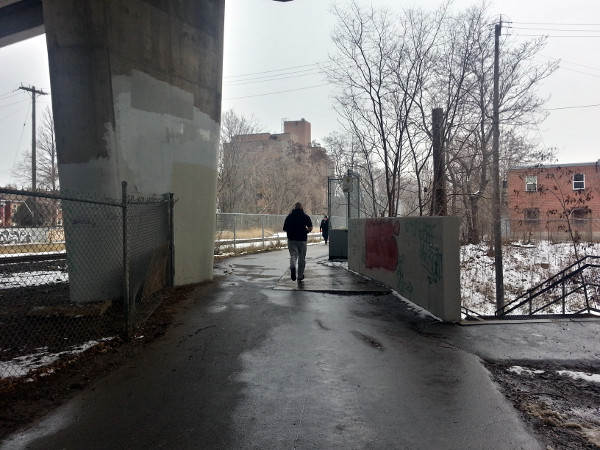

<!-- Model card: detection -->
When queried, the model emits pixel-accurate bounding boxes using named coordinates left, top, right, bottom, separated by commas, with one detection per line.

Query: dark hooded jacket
left=283, top=208, right=313, bottom=241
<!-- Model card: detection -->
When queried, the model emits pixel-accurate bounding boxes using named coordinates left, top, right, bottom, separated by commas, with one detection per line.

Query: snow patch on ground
left=461, top=241, right=600, bottom=316
left=0, top=270, right=68, bottom=289
left=0, top=338, right=115, bottom=380
left=507, top=366, right=600, bottom=384
left=508, top=365, right=546, bottom=376
left=558, top=370, right=600, bottom=384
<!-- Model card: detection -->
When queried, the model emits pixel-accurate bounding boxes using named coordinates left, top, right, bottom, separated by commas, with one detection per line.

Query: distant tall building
left=220, top=119, right=333, bottom=214
left=284, top=118, right=311, bottom=147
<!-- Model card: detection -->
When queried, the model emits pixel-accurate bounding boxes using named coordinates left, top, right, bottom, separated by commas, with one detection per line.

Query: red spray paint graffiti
left=365, top=219, right=399, bottom=271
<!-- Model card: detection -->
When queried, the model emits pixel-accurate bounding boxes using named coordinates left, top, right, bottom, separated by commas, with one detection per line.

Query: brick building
left=0, top=200, right=18, bottom=227
left=506, top=161, right=600, bottom=241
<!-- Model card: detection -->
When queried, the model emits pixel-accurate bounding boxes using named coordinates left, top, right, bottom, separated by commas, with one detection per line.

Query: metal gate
left=327, top=170, right=360, bottom=229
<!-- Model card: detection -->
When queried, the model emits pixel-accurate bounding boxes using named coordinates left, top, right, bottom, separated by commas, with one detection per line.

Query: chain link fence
left=505, top=218, right=600, bottom=244
left=3, top=200, right=340, bottom=383
left=0, top=185, right=173, bottom=383
left=215, top=212, right=340, bottom=254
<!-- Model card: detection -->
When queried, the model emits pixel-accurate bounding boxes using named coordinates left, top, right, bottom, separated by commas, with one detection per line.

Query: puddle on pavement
left=352, top=331, right=384, bottom=351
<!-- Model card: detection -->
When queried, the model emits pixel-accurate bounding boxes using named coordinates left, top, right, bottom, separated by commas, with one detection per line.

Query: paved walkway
left=2, top=244, right=571, bottom=449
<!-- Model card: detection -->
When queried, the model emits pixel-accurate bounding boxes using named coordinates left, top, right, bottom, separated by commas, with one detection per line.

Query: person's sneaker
left=298, top=275, right=304, bottom=282
left=290, top=267, right=296, bottom=281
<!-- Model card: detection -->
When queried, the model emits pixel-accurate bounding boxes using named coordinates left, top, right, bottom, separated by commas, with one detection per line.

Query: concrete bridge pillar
left=42, top=0, right=225, bottom=301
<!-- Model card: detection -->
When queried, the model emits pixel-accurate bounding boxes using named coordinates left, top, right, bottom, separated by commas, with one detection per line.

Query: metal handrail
left=496, top=255, right=600, bottom=317
left=461, top=306, right=486, bottom=321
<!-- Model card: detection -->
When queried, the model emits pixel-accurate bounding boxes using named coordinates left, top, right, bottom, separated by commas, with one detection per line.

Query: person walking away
left=319, top=215, right=329, bottom=244
left=283, top=202, right=313, bottom=282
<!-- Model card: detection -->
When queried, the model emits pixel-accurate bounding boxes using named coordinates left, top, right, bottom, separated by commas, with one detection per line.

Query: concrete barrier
left=348, top=217, right=460, bottom=322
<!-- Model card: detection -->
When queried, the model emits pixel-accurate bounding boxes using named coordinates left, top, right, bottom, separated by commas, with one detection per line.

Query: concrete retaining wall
left=348, top=217, right=461, bottom=322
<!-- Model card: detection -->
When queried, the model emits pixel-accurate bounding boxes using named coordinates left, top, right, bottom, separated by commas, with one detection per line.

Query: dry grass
left=0, top=243, right=66, bottom=255
left=216, top=228, right=279, bottom=240
left=214, top=233, right=321, bottom=257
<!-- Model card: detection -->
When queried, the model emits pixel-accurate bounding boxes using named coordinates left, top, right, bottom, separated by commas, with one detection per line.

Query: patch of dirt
left=485, top=361, right=600, bottom=449
left=0, top=285, right=192, bottom=440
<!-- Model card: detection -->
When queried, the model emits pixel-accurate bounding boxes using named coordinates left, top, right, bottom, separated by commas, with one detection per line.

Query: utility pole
left=18, top=85, right=48, bottom=191
left=492, top=21, right=504, bottom=311
left=431, top=108, right=446, bottom=216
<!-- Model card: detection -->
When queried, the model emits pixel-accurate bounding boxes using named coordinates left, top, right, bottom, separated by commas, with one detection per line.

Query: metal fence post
left=122, top=181, right=131, bottom=339
left=168, top=193, right=175, bottom=288
left=262, top=215, right=265, bottom=249
left=233, top=213, right=237, bottom=252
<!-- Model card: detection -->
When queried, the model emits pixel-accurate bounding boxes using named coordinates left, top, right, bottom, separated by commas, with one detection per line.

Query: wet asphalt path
left=1, top=245, right=542, bottom=449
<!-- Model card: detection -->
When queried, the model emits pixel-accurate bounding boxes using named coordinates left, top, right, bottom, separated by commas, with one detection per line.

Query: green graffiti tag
left=396, top=256, right=413, bottom=298
left=405, top=220, right=443, bottom=284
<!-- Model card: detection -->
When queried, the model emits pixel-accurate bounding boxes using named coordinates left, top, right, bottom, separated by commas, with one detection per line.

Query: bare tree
left=253, top=142, right=330, bottom=215
left=326, top=1, right=557, bottom=230
left=220, top=112, right=332, bottom=215
left=540, top=168, right=594, bottom=260
left=218, top=109, right=264, bottom=212
left=325, top=1, right=431, bottom=217
left=323, top=132, right=354, bottom=178
left=323, top=130, right=386, bottom=217
left=444, top=5, right=558, bottom=242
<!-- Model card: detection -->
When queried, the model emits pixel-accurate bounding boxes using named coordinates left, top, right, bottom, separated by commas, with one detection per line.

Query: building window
left=573, top=173, right=585, bottom=190
left=572, top=208, right=588, bottom=226
left=525, top=176, right=537, bottom=192
left=524, top=208, right=540, bottom=225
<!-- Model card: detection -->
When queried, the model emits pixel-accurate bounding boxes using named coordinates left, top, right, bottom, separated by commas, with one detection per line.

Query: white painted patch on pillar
left=112, top=70, right=219, bottom=286
left=61, top=70, right=219, bottom=302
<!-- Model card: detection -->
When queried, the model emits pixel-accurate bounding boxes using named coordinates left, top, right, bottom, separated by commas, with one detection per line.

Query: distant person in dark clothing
left=319, top=215, right=329, bottom=244
left=283, top=202, right=313, bottom=281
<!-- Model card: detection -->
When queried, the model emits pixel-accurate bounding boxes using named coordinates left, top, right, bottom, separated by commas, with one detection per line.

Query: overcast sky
left=1, top=0, right=599, bottom=187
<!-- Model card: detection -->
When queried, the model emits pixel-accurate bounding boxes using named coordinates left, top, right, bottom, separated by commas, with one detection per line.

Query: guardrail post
left=122, top=181, right=132, bottom=339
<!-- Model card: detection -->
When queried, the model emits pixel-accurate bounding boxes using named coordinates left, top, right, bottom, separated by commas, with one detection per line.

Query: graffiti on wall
left=0, top=228, right=32, bottom=244
left=405, top=220, right=443, bottom=284
left=395, top=256, right=413, bottom=298
left=365, top=219, right=400, bottom=271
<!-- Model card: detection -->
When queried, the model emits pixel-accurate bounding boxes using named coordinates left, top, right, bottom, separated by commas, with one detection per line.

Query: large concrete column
left=43, top=0, right=224, bottom=301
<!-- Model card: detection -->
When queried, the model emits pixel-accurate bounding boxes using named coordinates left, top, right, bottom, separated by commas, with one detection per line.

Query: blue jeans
left=288, top=240, right=307, bottom=278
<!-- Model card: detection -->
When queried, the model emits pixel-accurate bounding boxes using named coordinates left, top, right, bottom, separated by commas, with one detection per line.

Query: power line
left=546, top=103, right=600, bottom=111
left=510, top=21, right=600, bottom=26
left=224, top=61, right=327, bottom=79
left=0, top=105, right=29, bottom=122
left=0, top=90, right=21, bottom=99
left=223, top=68, right=324, bottom=86
left=0, top=98, right=30, bottom=110
left=533, top=57, right=600, bottom=78
left=513, top=34, right=600, bottom=38
left=539, top=54, right=600, bottom=71
left=556, top=66, right=600, bottom=78
left=510, top=26, right=600, bottom=32
left=223, top=83, right=330, bottom=100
